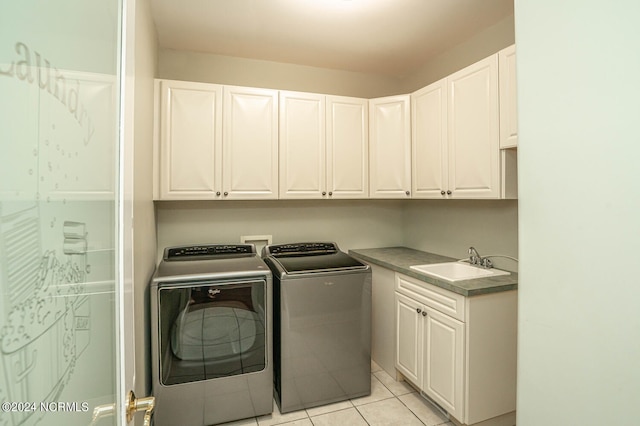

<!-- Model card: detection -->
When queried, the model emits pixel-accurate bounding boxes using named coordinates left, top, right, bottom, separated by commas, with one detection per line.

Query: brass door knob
left=126, top=391, right=155, bottom=426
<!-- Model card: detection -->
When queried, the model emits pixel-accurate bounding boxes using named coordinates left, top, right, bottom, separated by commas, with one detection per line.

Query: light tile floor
left=218, top=361, right=454, bottom=426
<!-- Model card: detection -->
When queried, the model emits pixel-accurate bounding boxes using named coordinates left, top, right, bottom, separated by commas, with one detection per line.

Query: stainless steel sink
left=410, top=262, right=510, bottom=282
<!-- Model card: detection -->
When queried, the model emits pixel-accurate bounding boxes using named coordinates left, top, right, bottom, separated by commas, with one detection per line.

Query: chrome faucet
left=468, top=246, right=493, bottom=269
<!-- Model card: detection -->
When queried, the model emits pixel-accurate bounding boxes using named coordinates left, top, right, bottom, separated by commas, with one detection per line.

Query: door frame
left=117, top=0, right=137, bottom=423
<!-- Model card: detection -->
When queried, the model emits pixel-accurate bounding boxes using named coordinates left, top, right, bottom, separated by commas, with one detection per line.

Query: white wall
left=403, top=200, right=519, bottom=272
left=158, top=49, right=402, bottom=98
left=155, top=200, right=404, bottom=260
left=400, top=15, right=515, bottom=93
left=157, top=14, right=514, bottom=99
left=515, top=2, right=640, bottom=425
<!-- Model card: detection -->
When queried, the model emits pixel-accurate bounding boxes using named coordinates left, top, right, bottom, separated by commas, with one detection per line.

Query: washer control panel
left=164, top=244, right=255, bottom=260
left=263, top=242, right=338, bottom=257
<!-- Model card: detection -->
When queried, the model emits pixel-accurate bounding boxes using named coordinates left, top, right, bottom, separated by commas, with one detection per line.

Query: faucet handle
left=481, top=257, right=493, bottom=269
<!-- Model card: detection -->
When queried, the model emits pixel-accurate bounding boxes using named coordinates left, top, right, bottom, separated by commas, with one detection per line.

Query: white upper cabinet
left=369, top=95, right=411, bottom=199
left=326, top=96, right=369, bottom=199
left=499, top=44, right=518, bottom=149
left=223, top=85, right=279, bottom=199
left=155, top=79, right=223, bottom=200
left=279, top=91, right=326, bottom=199
left=154, top=80, right=277, bottom=200
left=279, top=93, right=369, bottom=199
left=447, top=54, right=500, bottom=199
left=155, top=48, right=515, bottom=202
left=411, top=79, right=448, bottom=198
left=412, top=54, right=501, bottom=199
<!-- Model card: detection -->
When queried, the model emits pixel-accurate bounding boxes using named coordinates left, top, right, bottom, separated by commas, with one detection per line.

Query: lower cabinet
left=396, top=289, right=465, bottom=420
left=394, top=273, right=517, bottom=426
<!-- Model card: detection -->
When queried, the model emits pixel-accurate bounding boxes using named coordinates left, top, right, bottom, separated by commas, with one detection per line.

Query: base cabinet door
left=422, top=308, right=465, bottom=420
left=395, top=293, right=422, bottom=385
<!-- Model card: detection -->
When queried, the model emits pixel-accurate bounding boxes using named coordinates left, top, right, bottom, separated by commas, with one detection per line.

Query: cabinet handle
left=329, top=192, right=333, bottom=196
left=223, top=192, right=229, bottom=197
left=440, top=190, right=446, bottom=196
left=447, top=190, right=452, bottom=195
left=322, top=192, right=326, bottom=196
left=405, top=191, right=410, bottom=196
left=422, top=311, right=427, bottom=317
left=216, top=191, right=221, bottom=196
left=416, top=308, right=422, bottom=314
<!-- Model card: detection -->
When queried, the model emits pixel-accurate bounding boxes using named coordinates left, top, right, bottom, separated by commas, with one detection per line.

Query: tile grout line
left=371, top=371, right=428, bottom=426
left=253, top=366, right=453, bottom=426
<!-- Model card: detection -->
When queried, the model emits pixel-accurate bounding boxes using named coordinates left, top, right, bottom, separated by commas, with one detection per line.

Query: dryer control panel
left=164, top=244, right=255, bottom=260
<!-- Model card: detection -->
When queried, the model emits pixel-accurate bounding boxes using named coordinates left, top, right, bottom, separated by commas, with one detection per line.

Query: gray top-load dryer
left=263, top=242, right=372, bottom=413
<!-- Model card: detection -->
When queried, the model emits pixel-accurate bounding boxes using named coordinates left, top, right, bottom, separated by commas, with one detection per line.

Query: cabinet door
left=499, top=45, right=518, bottom=149
left=157, top=80, right=223, bottom=200
left=422, top=308, right=465, bottom=420
left=411, top=79, right=448, bottom=199
left=279, top=91, right=326, bottom=199
left=369, top=95, right=411, bottom=198
left=447, top=55, right=500, bottom=198
left=223, top=86, right=279, bottom=199
left=395, top=292, right=422, bottom=386
left=326, top=96, right=369, bottom=199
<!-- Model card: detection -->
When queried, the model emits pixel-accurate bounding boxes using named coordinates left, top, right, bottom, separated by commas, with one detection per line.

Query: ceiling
left=149, top=0, right=514, bottom=77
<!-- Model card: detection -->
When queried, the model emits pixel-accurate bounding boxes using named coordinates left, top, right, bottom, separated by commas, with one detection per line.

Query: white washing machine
left=150, top=244, right=273, bottom=426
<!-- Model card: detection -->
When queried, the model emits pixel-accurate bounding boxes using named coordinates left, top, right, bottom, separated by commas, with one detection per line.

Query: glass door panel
left=1, top=1, right=122, bottom=425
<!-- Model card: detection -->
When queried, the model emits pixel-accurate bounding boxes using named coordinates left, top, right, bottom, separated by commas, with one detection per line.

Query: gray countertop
left=349, top=247, right=518, bottom=297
